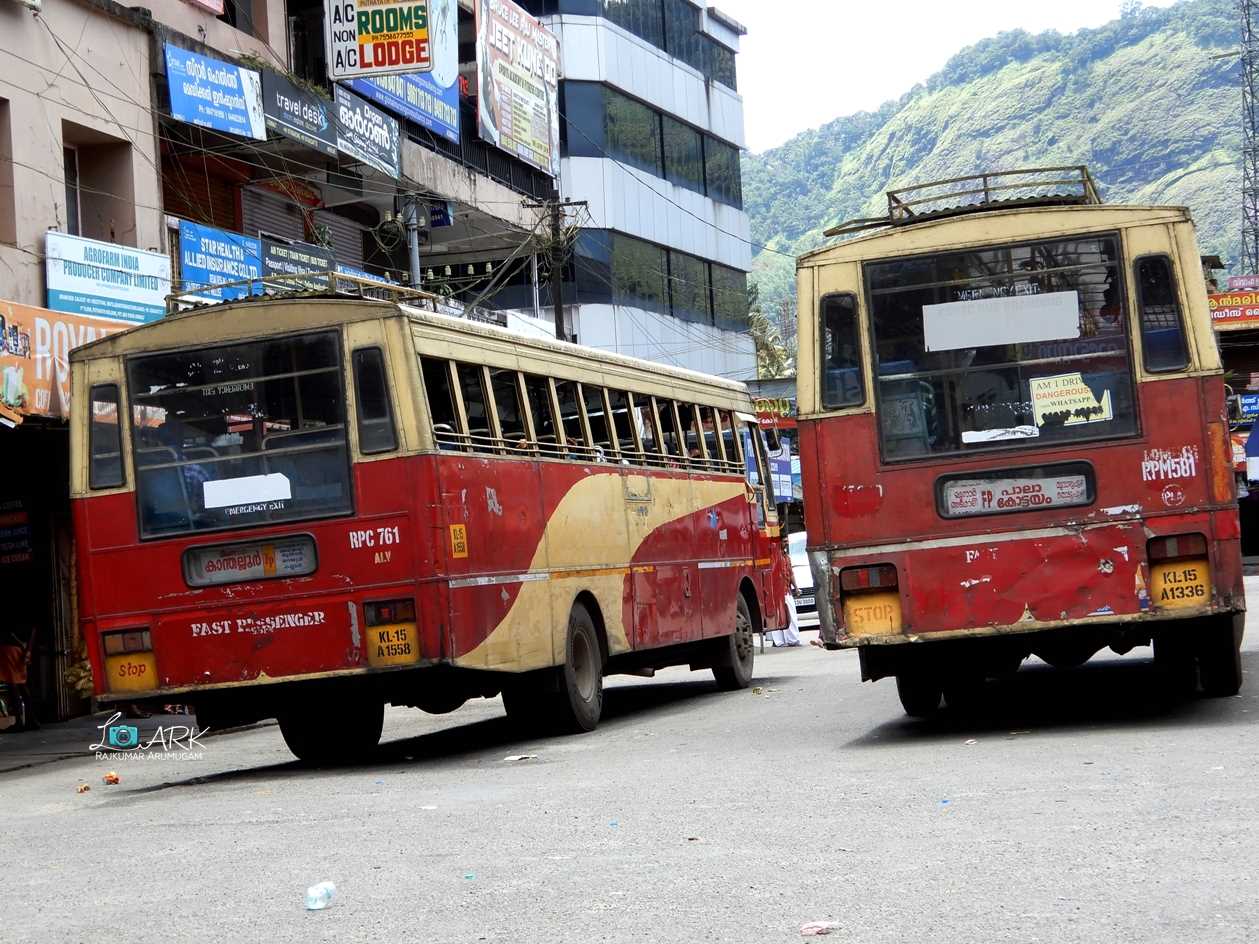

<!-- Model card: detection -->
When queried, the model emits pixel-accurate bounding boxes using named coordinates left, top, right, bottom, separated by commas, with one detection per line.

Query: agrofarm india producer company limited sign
left=325, top=0, right=433, bottom=80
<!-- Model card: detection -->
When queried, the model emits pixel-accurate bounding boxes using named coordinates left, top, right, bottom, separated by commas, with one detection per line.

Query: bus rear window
left=866, top=234, right=1138, bottom=461
left=127, top=331, right=352, bottom=538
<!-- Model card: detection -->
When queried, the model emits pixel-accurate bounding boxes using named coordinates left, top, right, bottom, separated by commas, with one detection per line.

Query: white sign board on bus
left=923, top=289, right=1080, bottom=353
left=325, top=0, right=433, bottom=81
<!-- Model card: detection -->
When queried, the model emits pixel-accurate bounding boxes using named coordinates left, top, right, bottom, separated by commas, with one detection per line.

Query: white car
left=787, top=531, right=819, bottom=628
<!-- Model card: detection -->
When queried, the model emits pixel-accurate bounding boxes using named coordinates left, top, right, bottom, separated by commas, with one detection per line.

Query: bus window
left=719, top=409, right=740, bottom=466
left=636, top=397, right=662, bottom=464
left=352, top=348, right=397, bottom=454
left=657, top=399, right=684, bottom=461
left=866, top=234, right=1137, bottom=460
left=554, top=379, right=588, bottom=457
left=677, top=403, right=705, bottom=464
left=1136, top=256, right=1189, bottom=373
left=700, top=406, right=724, bottom=467
left=457, top=364, right=494, bottom=452
left=608, top=390, right=640, bottom=462
left=421, top=357, right=464, bottom=451
left=523, top=374, right=560, bottom=457
left=128, top=331, right=351, bottom=538
left=582, top=385, right=616, bottom=461
left=89, top=384, right=124, bottom=488
left=821, top=293, right=864, bottom=409
left=741, top=421, right=770, bottom=527
left=489, top=367, right=529, bottom=452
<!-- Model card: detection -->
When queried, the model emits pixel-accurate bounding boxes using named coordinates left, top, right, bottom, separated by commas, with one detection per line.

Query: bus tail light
left=102, top=628, right=157, bottom=694
left=363, top=599, right=420, bottom=668
left=1147, top=534, right=1211, bottom=611
left=836, top=564, right=902, bottom=637
left=1207, top=421, right=1235, bottom=504
left=1147, top=533, right=1208, bottom=562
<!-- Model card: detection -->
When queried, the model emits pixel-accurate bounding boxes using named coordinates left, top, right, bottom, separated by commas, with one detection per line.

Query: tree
left=748, top=282, right=794, bottom=379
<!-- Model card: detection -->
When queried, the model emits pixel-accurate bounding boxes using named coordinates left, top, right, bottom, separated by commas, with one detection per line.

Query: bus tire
left=1154, top=631, right=1197, bottom=698
left=713, top=594, right=756, bottom=691
left=896, top=673, right=942, bottom=718
left=279, top=698, right=383, bottom=765
left=1199, top=616, right=1243, bottom=698
left=550, top=602, right=604, bottom=733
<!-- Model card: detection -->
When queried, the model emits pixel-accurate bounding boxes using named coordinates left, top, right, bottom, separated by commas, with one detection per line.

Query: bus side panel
left=697, top=489, right=762, bottom=638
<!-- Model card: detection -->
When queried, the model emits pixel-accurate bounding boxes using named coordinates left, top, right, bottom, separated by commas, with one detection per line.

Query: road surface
left=3, top=594, right=1258, bottom=943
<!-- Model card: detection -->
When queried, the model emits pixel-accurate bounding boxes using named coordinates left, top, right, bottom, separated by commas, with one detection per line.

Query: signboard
left=1, top=299, right=127, bottom=418
left=325, top=0, right=433, bottom=81
left=1028, top=372, right=1113, bottom=428
left=45, top=232, right=170, bottom=324
left=429, top=201, right=455, bottom=227
left=1228, top=275, right=1259, bottom=291
left=336, top=263, right=399, bottom=285
left=942, top=473, right=1090, bottom=518
left=262, top=72, right=338, bottom=156
left=333, top=85, right=401, bottom=178
left=923, top=290, right=1080, bottom=352
left=349, top=73, right=459, bottom=144
left=475, top=0, right=561, bottom=178
left=754, top=396, right=797, bottom=431
left=164, top=44, right=266, bottom=140
left=178, top=221, right=263, bottom=301
left=768, top=440, right=792, bottom=503
left=1209, top=291, right=1259, bottom=330
left=0, top=499, right=33, bottom=567
left=1240, top=392, right=1259, bottom=419
left=263, top=238, right=334, bottom=290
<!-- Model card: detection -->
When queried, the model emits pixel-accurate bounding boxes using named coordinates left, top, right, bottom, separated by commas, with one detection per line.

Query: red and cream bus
left=796, top=168, right=1244, bottom=716
left=70, top=295, right=787, bottom=761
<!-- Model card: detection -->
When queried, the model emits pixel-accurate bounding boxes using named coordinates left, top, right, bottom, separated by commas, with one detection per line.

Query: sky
left=716, top=0, right=1182, bottom=153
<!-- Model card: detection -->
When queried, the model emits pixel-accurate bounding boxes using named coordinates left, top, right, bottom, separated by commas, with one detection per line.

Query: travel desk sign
left=325, top=0, right=433, bottom=81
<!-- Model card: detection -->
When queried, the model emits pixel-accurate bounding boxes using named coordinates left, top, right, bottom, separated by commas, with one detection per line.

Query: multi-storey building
left=519, top=0, right=754, bottom=378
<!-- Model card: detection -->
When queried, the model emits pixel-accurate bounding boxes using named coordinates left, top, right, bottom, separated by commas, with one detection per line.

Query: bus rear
left=796, top=171, right=1243, bottom=716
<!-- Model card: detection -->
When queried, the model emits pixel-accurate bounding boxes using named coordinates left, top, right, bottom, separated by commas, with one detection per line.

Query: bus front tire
left=896, top=673, right=942, bottom=718
left=279, top=698, right=383, bottom=765
left=713, top=594, right=756, bottom=691
left=1199, top=617, right=1243, bottom=698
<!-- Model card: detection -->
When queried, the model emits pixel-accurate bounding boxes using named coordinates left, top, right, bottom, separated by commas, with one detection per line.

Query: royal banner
left=1209, top=291, right=1259, bottom=330
left=475, top=0, right=560, bottom=178
left=0, top=299, right=127, bottom=419
left=325, top=0, right=433, bottom=81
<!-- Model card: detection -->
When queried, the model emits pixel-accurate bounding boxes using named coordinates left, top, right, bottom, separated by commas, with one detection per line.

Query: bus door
left=739, top=414, right=787, bottom=625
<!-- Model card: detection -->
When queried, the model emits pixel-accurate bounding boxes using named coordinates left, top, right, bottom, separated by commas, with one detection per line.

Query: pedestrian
left=767, top=541, right=802, bottom=647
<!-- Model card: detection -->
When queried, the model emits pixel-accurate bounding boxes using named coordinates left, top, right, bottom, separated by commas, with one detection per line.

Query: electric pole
left=1243, top=0, right=1259, bottom=272
left=526, top=197, right=586, bottom=341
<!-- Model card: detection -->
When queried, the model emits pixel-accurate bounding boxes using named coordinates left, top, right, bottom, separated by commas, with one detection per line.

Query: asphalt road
left=4, top=596, right=1259, bottom=944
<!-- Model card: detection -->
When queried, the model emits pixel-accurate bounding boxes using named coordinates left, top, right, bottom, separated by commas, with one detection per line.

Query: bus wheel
left=1154, top=632, right=1197, bottom=698
left=279, top=698, right=383, bottom=765
left=1199, top=616, right=1243, bottom=698
left=896, top=673, right=942, bottom=718
left=713, top=595, right=756, bottom=691
left=551, top=602, right=604, bottom=733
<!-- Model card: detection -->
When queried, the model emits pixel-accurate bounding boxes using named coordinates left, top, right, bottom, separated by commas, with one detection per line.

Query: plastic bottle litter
left=304, top=881, right=336, bottom=911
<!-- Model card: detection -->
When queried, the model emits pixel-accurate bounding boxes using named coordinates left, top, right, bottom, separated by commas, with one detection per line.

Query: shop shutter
left=162, top=160, right=240, bottom=231
left=313, top=208, right=367, bottom=269
left=242, top=187, right=307, bottom=243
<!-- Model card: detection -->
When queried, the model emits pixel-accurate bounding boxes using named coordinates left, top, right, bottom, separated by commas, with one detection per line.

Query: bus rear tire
left=549, top=602, right=604, bottom=733
left=1154, top=631, right=1197, bottom=698
left=1199, top=616, right=1243, bottom=698
left=896, top=673, right=942, bottom=718
left=279, top=697, right=383, bottom=765
left=713, top=594, right=756, bottom=691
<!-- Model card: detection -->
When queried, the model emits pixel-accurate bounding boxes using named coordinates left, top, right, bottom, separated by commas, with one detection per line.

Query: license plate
left=105, top=652, right=158, bottom=693
left=843, top=591, right=902, bottom=637
left=366, top=623, right=420, bottom=667
left=1150, top=558, right=1211, bottom=610
left=796, top=596, right=815, bottom=607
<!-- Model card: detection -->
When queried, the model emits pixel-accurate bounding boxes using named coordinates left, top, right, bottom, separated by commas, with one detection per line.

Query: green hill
left=743, top=0, right=1241, bottom=313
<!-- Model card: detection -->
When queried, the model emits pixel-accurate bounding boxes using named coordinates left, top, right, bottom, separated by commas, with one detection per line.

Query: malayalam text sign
left=1209, top=291, right=1259, bottom=330
left=45, top=232, right=170, bottom=324
left=325, top=0, right=432, bottom=81
left=476, top=0, right=560, bottom=178
left=0, top=299, right=127, bottom=418
left=942, top=473, right=1090, bottom=518
left=164, top=44, right=265, bottom=140
left=333, top=85, right=401, bottom=178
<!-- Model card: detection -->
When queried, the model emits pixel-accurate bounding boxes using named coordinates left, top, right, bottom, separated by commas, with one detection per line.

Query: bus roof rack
left=823, top=166, right=1103, bottom=238
left=164, top=269, right=507, bottom=326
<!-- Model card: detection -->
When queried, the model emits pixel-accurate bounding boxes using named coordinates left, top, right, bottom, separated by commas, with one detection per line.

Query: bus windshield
left=862, top=233, right=1138, bottom=461
left=127, top=331, right=352, bottom=538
